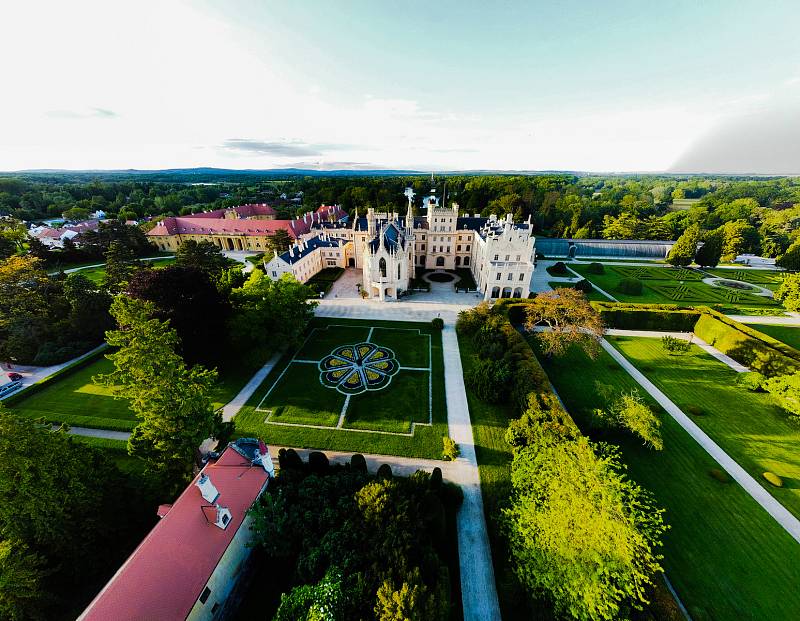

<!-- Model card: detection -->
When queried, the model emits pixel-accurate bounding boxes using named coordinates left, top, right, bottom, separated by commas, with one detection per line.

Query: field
left=234, top=318, right=448, bottom=459
left=569, top=263, right=782, bottom=311
left=7, top=346, right=270, bottom=431
left=75, top=256, right=176, bottom=283
left=609, top=335, right=800, bottom=518
left=750, top=324, right=800, bottom=350
left=531, top=338, right=800, bottom=621
left=705, top=268, right=786, bottom=291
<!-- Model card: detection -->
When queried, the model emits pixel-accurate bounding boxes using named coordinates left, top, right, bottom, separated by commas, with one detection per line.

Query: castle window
left=494, top=254, right=499, bottom=261
left=519, top=273, right=525, bottom=281
left=398, top=264, right=401, bottom=279
left=422, top=244, right=426, bottom=251
left=505, top=255, right=510, bottom=261
left=379, top=258, right=387, bottom=278
left=516, top=255, right=521, bottom=261
left=508, top=273, right=513, bottom=281
left=496, top=273, right=501, bottom=280
left=457, top=245, right=461, bottom=251
left=446, top=246, right=450, bottom=253
left=464, top=257, right=470, bottom=266
left=466, top=245, right=470, bottom=251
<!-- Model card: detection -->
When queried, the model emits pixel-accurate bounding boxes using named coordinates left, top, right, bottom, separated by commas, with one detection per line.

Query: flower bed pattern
left=319, top=342, right=399, bottom=395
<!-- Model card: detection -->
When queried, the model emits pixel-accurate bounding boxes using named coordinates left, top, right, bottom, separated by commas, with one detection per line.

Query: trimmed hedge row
left=694, top=310, right=800, bottom=376
left=591, top=301, right=701, bottom=332
left=2, top=345, right=109, bottom=407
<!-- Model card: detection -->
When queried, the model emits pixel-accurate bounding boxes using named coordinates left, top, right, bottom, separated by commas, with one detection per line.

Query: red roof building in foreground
left=79, top=439, right=273, bottom=621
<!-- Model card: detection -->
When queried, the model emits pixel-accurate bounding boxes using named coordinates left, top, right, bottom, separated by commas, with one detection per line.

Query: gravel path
left=601, top=337, right=800, bottom=544
left=221, top=351, right=283, bottom=422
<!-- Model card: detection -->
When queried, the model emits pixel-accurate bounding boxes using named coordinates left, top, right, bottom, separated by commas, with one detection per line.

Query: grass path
left=532, top=339, right=800, bottom=621
left=608, top=335, right=800, bottom=519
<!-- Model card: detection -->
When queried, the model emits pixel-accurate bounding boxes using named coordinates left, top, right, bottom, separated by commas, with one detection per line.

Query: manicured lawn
left=548, top=280, right=609, bottom=302
left=533, top=339, right=800, bottom=621
left=569, top=263, right=782, bottom=312
left=76, top=257, right=176, bottom=283
left=750, top=324, right=800, bottom=350
left=7, top=358, right=137, bottom=431
left=705, top=268, right=786, bottom=291
left=234, top=318, right=448, bottom=459
left=608, top=335, right=800, bottom=518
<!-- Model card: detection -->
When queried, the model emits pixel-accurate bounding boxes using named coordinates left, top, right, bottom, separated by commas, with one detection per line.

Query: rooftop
left=79, top=439, right=271, bottom=621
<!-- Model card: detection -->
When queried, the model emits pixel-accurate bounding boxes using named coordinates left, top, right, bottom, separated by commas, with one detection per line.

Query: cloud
left=220, top=138, right=365, bottom=158
left=45, top=107, right=117, bottom=119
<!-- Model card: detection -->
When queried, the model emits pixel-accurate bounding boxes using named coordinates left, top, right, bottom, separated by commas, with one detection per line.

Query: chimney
left=195, top=473, right=219, bottom=504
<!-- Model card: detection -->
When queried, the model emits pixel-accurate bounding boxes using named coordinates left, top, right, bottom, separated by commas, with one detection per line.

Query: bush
left=592, top=302, right=701, bottom=332
left=661, top=335, right=690, bottom=355
left=350, top=453, right=367, bottom=473
left=466, top=356, right=513, bottom=403
left=736, top=371, right=766, bottom=392
left=587, top=262, right=605, bottom=275
left=431, top=317, right=444, bottom=330
left=763, top=471, right=784, bottom=487
left=616, top=277, right=643, bottom=295
left=687, top=405, right=704, bottom=416
left=377, top=463, right=393, bottom=480
left=283, top=448, right=304, bottom=470
left=430, top=467, right=443, bottom=490
left=574, top=279, right=594, bottom=293
left=710, top=468, right=730, bottom=483
left=547, top=262, right=568, bottom=276
left=308, top=451, right=329, bottom=475
left=442, top=437, right=460, bottom=461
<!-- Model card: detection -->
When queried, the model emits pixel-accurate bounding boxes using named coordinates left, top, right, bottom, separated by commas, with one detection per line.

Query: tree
left=375, top=569, right=440, bottom=621
left=599, top=392, right=663, bottom=450
left=777, top=240, right=800, bottom=271
left=0, top=540, right=48, bottom=621
left=229, top=271, right=317, bottom=355
left=504, top=437, right=666, bottom=621
left=602, top=212, right=647, bottom=240
left=103, top=240, right=139, bottom=292
left=62, top=273, right=113, bottom=343
left=661, top=335, right=690, bottom=355
left=764, top=372, right=800, bottom=423
left=175, top=240, right=228, bottom=276
left=694, top=229, right=723, bottom=268
left=666, top=224, right=700, bottom=266
left=525, top=289, right=604, bottom=358
left=97, top=297, right=226, bottom=487
left=0, top=235, right=15, bottom=260
left=127, top=266, right=230, bottom=365
left=267, top=229, right=292, bottom=254
left=775, top=273, right=800, bottom=312
left=719, top=219, right=759, bottom=261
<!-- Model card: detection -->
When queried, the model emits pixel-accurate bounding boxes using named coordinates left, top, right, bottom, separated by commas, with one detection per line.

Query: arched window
left=455, top=256, right=461, bottom=266
left=436, top=256, right=445, bottom=267
left=379, top=257, right=387, bottom=278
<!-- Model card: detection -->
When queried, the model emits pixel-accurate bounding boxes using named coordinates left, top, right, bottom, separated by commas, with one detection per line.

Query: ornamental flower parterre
left=319, top=342, right=399, bottom=395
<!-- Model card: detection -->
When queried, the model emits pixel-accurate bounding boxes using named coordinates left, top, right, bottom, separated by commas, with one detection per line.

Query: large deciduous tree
left=525, top=288, right=604, bottom=358
left=777, top=240, right=800, bottom=271
left=666, top=224, right=700, bottom=266
left=97, top=297, right=227, bottom=488
left=175, top=240, right=229, bottom=276
left=0, top=539, right=48, bottom=621
left=775, top=273, right=800, bottom=312
left=127, top=265, right=230, bottom=365
left=694, top=228, right=723, bottom=268
left=62, top=273, right=113, bottom=343
left=229, top=271, right=317, bottom=356
left=764, top=371, right=800, bottom=423
left=267, top=229, right=292, bottom=254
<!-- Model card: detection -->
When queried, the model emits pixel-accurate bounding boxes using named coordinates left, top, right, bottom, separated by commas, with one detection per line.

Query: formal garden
left=234, top=318, right=449, bottom=459
left=751, top=324, right=800, bottom=350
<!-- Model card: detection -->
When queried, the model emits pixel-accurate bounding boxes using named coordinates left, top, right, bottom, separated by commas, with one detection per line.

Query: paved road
left=601, top=338, right=800, bottom=544
left=221, top=351, right=283, bottom=422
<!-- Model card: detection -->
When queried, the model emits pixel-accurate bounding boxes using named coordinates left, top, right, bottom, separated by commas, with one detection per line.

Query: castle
left=148, top=188, right=536, bottom=301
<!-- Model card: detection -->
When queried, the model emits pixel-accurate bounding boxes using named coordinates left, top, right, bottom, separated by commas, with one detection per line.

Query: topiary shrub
left=547, top=261, right=568, bottom=276
left=465, top=357, right=512, bottom=403
left=687, top=405, right=704, bottom=416
left=350, top=453, right=367, bottom=473
left=283, top=448, right=304, bottom=470
left=430, top=467, right=443, bottom=490
left=277, top=448, right=287, bottom=469
left=442, top=436, right=460, bottom=461
left=709, top=468, right=730, bottom=483
left=377, top=463, right=393, bottom=480
left=617, top=277, right=643, bottom=296
left=575, top=279, right=594, bottom=293
left=736, top=371, right=766, bottom=392
left=308, top=451, right=329, bottom=475
left=763, top=471, right=784, bottom=487
left=431, top=317, right=444, bottom=330
left=587, top=262, right=605, bottom=275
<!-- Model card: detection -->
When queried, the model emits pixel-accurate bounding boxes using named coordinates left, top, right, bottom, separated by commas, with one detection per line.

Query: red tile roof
left=79, top=445, right=270, bottom=621
left=147, top=216, right=310, bottom=238
left=235, top=203, right=277, bottom=217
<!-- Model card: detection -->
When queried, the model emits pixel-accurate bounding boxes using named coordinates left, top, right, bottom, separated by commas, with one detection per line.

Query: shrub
left=592, top=302, right=701, bottom=332
left=430, top=467, right=443, bottom=490
left=709, top=468, right=730, bottom=483
left=431, top=317, right=444, bottom=330
left=308, top=451, right=329, bottom=475
left=277, top=448, right=287, bottom=469
left=763, top=471, right=784, bottom=487
left=587, top=262, right=605, bottom=275
left=736, top=371, right=766, bottom=392
left=574, top=279, right=594, bottom=293
left=466, top=357, right=512, bottom=403
left=377, top=463, right=393, bottom=480
left=442, top=436, right=460, bottom=461
left=661, top=335, right=690, bottom=355
left=283, top=448, right=304, bottom=470
left=687, top=405, right=704, bottom=416
left=547, top=261, right=568, bottom=276
left=350, top=453, right=367, bottom=473
left=617, top=277, right=643, bottom=296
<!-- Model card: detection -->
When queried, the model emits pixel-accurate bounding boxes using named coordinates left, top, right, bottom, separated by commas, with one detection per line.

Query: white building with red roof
left=79, top=438, right=273, bottom=621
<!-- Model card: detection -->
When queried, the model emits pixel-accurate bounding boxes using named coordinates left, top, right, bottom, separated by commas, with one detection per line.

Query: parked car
left=7, top=373, right=22, bottom=382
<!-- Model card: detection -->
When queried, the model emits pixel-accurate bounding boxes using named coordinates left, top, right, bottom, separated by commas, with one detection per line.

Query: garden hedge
left=591, top=302, right=701, bottom=332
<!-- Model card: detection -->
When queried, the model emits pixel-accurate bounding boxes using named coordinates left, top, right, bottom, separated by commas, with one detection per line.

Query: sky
left=1, top=0, right=799, bottom=173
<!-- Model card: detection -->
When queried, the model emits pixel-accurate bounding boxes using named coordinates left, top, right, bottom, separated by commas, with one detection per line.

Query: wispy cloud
left=220, top=139, right=360, bottom=157
left=45, top=107, right=117, bottom=119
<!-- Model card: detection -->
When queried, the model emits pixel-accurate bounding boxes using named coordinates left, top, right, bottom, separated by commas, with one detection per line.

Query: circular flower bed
left=716, top=279, right=755, bottom=291
left=427, top=271, right=457, bottom=283
left=319, top=342, right=399, bottom=395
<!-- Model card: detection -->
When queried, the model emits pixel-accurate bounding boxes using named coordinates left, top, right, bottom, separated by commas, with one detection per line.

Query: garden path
left=727, top=313, right=800, bottom=325
left=601, top=337, right=800, bottom=544
left=220, top=351, right=284, bottom=422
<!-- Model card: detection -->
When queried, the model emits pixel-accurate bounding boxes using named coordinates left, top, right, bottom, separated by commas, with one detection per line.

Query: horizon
left=2, top=0, right=799, bottom=174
